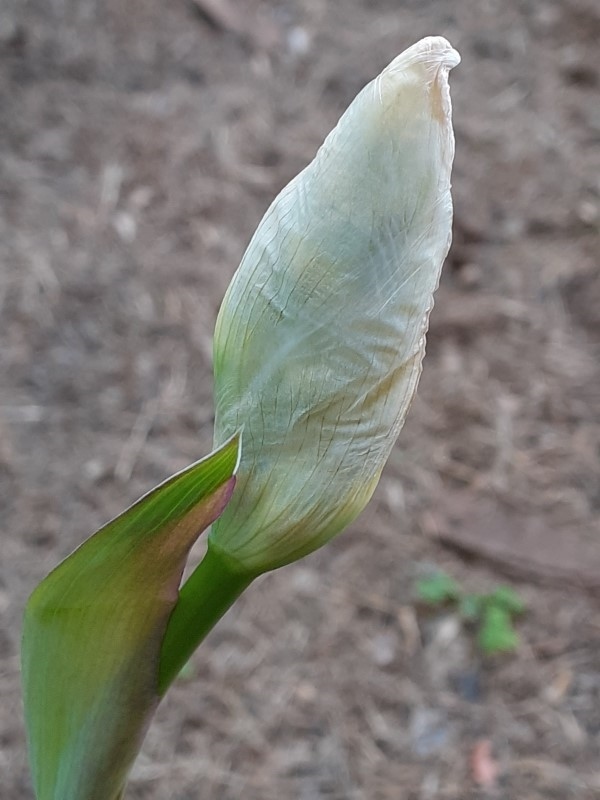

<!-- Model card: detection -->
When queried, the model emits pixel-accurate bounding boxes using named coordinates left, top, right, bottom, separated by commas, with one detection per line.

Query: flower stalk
left=157, top=543, right=256, bottom=694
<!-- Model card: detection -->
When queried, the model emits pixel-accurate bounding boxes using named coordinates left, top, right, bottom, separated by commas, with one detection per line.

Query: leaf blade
left=416, top=572, right=461, bottom=605
left=22, top=434, right=240, bottom=800
left=478, top=605, right=520, bottom=655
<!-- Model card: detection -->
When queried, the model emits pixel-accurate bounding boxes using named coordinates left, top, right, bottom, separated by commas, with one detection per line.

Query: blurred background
left=1, top=0, right=599, bottom=797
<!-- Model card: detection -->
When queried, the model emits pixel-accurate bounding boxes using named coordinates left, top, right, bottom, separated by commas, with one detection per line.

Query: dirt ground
left=1, top=0, right=599, bottom=798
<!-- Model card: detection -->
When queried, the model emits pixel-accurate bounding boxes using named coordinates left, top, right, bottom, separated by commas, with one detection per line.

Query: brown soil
left=1, top=1, right=599, bottom=798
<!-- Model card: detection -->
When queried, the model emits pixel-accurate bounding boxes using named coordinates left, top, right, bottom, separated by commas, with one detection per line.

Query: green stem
left=158, top=543, right=255, bottom=695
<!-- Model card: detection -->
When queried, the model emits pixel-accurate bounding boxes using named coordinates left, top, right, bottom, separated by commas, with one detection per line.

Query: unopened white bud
left=211, top=37, right=460, bottom=573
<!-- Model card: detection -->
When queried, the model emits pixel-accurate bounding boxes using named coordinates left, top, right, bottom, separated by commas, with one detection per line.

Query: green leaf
left=486, top=586, right=525, bottom=616
left=416, top=572, right=461, bottom=605
left=21, top=434, right=240, bottom=800
left=477, top=605, right=520, bottom=655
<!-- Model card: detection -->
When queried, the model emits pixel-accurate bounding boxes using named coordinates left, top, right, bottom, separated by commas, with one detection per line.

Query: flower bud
left=211, top=37, right=460, bottom=573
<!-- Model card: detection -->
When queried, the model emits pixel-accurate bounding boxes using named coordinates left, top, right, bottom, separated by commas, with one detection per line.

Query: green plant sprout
left=416, top=571, right=526, bottom=655
left=21, top=37, right=461, bottom=800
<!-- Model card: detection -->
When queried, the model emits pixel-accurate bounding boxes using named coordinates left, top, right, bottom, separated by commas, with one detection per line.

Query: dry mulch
left=1, top=1, right=599, bottom=797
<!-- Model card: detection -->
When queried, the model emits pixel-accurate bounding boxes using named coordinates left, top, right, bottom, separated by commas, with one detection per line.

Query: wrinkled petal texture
left=212, top=37, right=460, bottom=572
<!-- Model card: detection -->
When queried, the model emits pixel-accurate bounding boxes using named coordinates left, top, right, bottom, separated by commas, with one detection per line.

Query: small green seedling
left=416, top=572, right=525, bottom=655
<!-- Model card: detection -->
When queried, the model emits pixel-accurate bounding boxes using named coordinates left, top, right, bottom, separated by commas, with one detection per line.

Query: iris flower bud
left=211, top=37, right=460, bottom=573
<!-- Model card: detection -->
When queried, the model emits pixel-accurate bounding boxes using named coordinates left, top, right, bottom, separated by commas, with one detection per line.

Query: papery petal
left=211, top=37, right=460, bottom=572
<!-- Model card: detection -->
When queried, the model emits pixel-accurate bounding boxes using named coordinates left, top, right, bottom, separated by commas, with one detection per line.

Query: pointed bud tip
left=380, top=37, right=460, bottom=127
left=386, top=36, right=461, bottom=75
